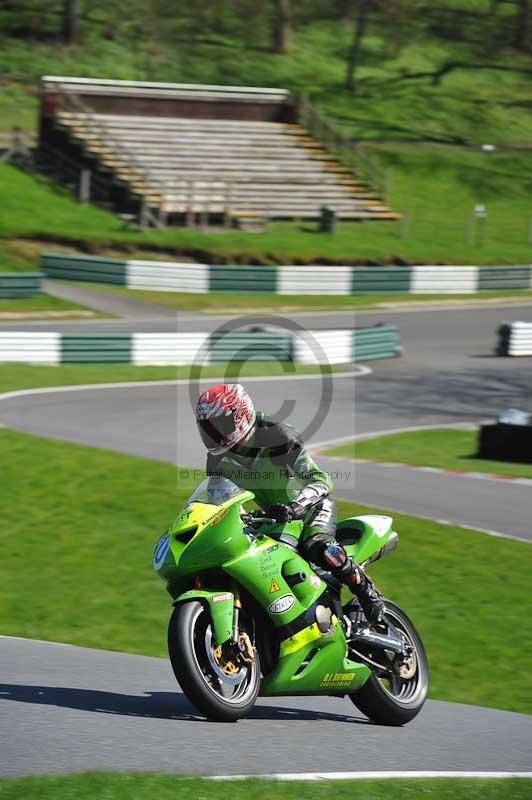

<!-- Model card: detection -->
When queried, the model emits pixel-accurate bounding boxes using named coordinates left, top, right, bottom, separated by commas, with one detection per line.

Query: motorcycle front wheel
left=348, top=599, right=428, bottom=726
left=168, top=600, right=261, bottom=722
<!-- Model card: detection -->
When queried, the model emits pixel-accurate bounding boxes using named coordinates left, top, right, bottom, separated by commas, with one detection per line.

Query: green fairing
left=154, top=478, right=394, bottom=696
left=261, top=619, right=370, bottom=696
left=173, top=589, right=234, bottom=646
left=337, top=515, right=393, bottom=563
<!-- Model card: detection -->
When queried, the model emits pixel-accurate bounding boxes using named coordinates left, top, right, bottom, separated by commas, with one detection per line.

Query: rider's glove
left=288, top=500, right=307, bottom=519
left=265, top=503, right=294, bottom=523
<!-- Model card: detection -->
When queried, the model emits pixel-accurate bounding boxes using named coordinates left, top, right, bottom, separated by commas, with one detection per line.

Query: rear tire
left=168, top=601, right=260, bottom=722
left=348, top=600, right=428, bottom=726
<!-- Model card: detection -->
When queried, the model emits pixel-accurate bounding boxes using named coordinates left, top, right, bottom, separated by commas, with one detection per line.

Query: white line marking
left=210, top=771, right=532, bottom=781
left=0, top=367, right=370, bottom=405
left=0, top=634, right=72, bottom=646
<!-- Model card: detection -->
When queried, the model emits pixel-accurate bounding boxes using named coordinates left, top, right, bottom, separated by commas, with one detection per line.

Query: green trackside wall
left=352, top=325, right=399, bottom=361
left=209, top=265, right=278, bottom=293
left=0, top=273, right=43, bottom=298
left=61, top=334, right=132, bottom=363
left=1, top=328, right=401, bottom=364
left=39, top=254, right=532, bottom=295
left=478, top=265, right=532, bottom=290
left=208, top=332, right=293, bottom=362
left=42, top=254, right=128, bottom=285
left=351, top=267, right=411, bottom=294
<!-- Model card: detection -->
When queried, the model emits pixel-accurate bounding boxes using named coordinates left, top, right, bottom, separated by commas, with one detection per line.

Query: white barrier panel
left=132, top=332, right=210, bottom=365
left=126, top=261, right=209, bottom=292
left=411, top=266, right=478, bottom=294
left=508, top=322, right=532, bottom=356
left=294, top=330, right=352, bottom=365
left=0, top=332, right=61, bottom=364
left=278, top=266, right=352, bottom=296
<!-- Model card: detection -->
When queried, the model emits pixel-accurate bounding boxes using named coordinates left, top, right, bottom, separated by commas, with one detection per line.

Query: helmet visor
left=197, top=414, right=236, bottom=451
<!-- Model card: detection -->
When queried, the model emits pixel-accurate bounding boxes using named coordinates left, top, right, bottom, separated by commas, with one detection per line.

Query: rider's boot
left=322, top=542, right=385, bottom=624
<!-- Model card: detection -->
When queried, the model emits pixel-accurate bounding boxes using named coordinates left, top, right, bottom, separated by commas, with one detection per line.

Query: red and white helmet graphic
left=195, top=383, right=256, bottom=455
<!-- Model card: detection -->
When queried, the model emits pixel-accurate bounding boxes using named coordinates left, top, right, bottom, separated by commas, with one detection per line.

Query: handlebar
left=242, top=511, right=278, bottom=528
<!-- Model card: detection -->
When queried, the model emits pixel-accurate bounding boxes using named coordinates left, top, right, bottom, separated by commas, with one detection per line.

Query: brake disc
left=205, top=627, right=247, bottom=686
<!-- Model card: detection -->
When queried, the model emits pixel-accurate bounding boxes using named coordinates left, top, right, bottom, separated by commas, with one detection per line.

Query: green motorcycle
left=154, top=475, right=428, bottom=724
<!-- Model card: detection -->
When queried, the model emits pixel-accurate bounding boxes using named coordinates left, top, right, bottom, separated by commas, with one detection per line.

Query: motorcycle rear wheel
left=168, top=600, right=260, bottom=722
left=348, top=599, right=428, bottom=726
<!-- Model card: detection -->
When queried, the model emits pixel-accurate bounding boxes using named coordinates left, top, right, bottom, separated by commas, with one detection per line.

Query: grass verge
left=1, top=775, right=532, bottom=800
left=0, top=362, right=348, bottom=395
left=323, top=428, right=532, bottom=479
left=1, top=428, right=531, bottom=714
left=54, top=280, right=532, bottom=313
left=2, top=148, right=532, bottom=266
left=0, top=293, right=102, bottom=318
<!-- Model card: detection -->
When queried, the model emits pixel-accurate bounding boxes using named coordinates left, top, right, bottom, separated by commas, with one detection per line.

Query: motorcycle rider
left=195, top=383, right=384, bottom=623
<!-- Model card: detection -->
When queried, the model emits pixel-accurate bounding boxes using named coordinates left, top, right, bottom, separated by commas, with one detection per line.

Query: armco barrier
left=353, top=325, right=399, bottom=360
left=132, top=333, right=210, bottom=365
left=208, top=332, right=294, bottom=362
left=210, top=265, right=277, bottom=293
left=410, top=265, right=478, bottom=294
left=42, top=254, right=127, bottom=285
left=40, top=254, right=532, bottom=296
left=0, top=332, right=61, bottom=363
left=496, top=322, right=532, bottom=356
left=0, top=326, right=400, bottom=365
left=127, top=261, right=208, bottom=292
left=351, top=266, right=411, bottom=294
left=0, top=273, right=43, bottom=298
left=278, top=266, right=352, bottom=295
left=61, top=335, right=132, bottom=363
left=479, top=265, right=532, bottom=290
left=294, top=331, right=352, bottom=364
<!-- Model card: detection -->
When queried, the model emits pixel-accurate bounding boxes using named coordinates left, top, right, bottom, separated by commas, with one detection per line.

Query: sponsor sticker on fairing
left=212, top=593, right=232, bottom=603
left=268, top=594, right=296, bottom=614
left=310, top=574, right=321, bottom=588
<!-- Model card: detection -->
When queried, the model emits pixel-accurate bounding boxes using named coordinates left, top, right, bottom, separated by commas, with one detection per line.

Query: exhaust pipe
left=350, top=626, right=405, bottom=654
left=364, top=531, right=398, bottom=567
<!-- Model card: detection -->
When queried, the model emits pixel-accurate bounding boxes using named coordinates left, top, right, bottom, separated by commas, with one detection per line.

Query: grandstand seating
left=39, top=77, right=400, bottom=224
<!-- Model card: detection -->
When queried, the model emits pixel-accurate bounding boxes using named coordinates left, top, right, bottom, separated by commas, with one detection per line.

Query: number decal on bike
left=153, top=533, right=170, bottom=570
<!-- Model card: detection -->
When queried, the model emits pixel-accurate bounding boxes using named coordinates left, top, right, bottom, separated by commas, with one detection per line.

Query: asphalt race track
left=1, top=301, right=532, bottom=776
left=2, top=637, right=532, bottom=777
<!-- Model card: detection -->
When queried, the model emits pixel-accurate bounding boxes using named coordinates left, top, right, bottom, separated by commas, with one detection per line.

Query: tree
left=62, top=0, right=81, bottom=44
left=344, top=0, right=371, bottom=91
left=273, top=0, right=292, bottom=53
left=513, top=0, right=530, bottom=50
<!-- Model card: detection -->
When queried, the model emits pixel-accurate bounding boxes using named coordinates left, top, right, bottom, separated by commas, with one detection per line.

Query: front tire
left=168, top=601, right=260, bottom=722
left=349, top=599, right=428, bottom=726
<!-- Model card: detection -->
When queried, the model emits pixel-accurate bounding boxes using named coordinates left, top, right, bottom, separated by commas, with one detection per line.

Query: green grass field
left=1, top=154, right=532, bottom=266
left=1, top=775, right=532, bottom=800
left=0, top=293, right=101, bottom=317
left=323, top=428, right=532, bottom=479
left=0, top=362, right=350, bottom=396
left=1, top=775, right=531, bottom=800
left=1, top=427, right=531, bottom=714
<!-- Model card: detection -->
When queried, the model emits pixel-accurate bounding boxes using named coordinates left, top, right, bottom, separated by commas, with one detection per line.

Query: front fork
left=232, top=588, right=242, bottom=642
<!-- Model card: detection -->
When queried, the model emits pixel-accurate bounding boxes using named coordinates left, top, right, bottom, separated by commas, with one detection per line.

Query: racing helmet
left=195, top=383, right=256, bottom=455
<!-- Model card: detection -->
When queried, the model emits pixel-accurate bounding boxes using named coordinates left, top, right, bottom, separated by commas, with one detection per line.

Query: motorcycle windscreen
left=185, top=475, right=246, bottom=507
